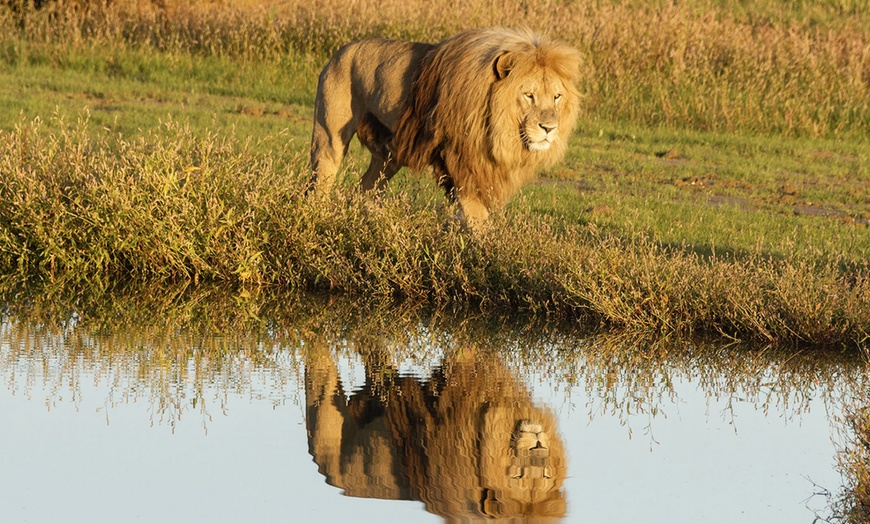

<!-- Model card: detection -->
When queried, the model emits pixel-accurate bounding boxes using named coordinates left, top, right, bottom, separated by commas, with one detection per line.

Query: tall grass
left=1, top=116, right=867, bottom=348
left=2, top=0, right=869, bottom=137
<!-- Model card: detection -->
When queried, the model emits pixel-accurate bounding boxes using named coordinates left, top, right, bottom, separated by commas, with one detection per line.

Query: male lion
left=309, top=28, right=581, bottom=229
left=305, top=349, right=567, bottom=521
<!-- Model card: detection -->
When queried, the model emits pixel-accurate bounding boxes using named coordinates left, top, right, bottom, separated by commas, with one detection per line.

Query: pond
left=0, top=290, right=865, bottom=523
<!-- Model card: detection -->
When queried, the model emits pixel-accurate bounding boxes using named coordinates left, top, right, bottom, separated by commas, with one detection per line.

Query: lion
left=309, top=27, right=581, bottom=229
left=305, top=349, right=567, bottom=521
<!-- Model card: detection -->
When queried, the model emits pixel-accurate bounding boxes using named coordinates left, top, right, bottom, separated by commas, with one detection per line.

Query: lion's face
left=516, top=71, right=571, bottom=153
left=509, top=420, right=554, bottom=482
left=478, top=406, right=566, bottom=518
left=488, top=58, right=579, bottom=175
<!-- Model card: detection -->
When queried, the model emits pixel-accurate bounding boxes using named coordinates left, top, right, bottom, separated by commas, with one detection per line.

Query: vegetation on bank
left=838, top=398, right=870, bottom=524
left=1, top=117, right=867, bottom=349
left=0, top=0, right=867, bottom=351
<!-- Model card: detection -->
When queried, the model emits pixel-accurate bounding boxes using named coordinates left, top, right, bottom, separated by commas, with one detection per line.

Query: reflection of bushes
left=1, top=118, right=869, bottom=348
left=3, top=281, right=869, bottom=519
left=1, top=281, right=865, bottom=422
left=0, top=283, right=308, bottom=429
left=837, top=387, right=870, bottom=523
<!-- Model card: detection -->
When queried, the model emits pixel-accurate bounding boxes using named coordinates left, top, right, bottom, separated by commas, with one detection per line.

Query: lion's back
left=317, top=38, right=433, bottom=131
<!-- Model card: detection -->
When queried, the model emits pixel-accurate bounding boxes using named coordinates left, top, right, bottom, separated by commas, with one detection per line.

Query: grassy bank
left=1, top=117, right=867, bottom=349
left=0, top=1, right=868, bottom=349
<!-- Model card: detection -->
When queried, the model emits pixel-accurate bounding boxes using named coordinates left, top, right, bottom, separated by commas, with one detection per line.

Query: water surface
left=0, top=293, right=863, bottom=523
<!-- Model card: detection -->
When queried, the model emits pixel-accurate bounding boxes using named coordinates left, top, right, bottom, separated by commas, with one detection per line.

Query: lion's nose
left=539, top=122, right=557, bottom=134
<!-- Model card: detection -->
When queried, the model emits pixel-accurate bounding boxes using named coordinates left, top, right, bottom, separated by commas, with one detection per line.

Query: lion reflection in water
left=305, top=350, right=567, bottom=522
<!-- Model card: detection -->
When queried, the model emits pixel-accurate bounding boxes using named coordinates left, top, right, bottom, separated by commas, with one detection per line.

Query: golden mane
left=393, top=28, right=581, bottom=214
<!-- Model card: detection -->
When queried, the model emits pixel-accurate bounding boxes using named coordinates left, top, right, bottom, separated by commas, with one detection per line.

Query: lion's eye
left=554, top=93, right=562, bottom=102
left=523, top=92, right=535, bottom=103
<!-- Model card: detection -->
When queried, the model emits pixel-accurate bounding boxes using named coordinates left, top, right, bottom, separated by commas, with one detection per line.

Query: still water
left=0, top=295, right=864, bottom=524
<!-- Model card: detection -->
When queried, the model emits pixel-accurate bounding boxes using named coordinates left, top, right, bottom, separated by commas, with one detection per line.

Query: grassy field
left=0, top=0, right=869, bottom=348
left=0, top=2, right=869, bottom=518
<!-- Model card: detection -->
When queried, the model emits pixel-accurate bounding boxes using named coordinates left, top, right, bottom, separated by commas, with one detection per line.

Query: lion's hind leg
left=357, top=114, right=400, bottom=192
left=309, top=60, right=366, bottom=193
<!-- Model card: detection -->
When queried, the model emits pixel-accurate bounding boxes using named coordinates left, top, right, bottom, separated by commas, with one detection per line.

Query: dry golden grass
left=4, top=0, right=869, bottom=136
left=1, top=116, right=867, bottom=348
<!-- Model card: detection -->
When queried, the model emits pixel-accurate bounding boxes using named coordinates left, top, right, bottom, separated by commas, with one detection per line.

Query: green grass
left=533, top=123, right=870, bottom=262
left=0, top=4, right=868, bottom=517
left=0, top=40, right=319, bottom=140
left=0, top=1, right=868, bottom=351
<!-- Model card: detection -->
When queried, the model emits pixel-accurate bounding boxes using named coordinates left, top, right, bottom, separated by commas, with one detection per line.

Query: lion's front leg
left=435, top=162, right=490, bottom=231
left=309, top=107, right=358, bottom=193
left=456, top=195, right=490, bottom=231
left=304, top=348, right=346, bottom=486
left=308, top=52, right=367, bottom=193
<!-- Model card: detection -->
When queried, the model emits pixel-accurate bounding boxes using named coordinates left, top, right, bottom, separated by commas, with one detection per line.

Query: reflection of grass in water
left=1, top=282, right=865, bottom=422
left=1, top=326, right=301, bottom=431
left=836, top=387, right=870, bottom=524
left=1, top=282, right=867, bottom=516
left=0, top=284, right=306, bottom=430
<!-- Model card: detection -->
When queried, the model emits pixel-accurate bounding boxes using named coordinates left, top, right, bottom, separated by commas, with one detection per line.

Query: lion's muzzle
left=524, top=110, right=560, bottom=152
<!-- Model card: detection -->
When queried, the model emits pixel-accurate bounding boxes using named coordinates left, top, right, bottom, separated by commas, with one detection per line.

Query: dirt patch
left=655, top=148, right=681, bottom=159
left=792, top=204, right=840, bottom=217
left=791, top=205, right=869, bottom=226
left=674, top=176, right=713, bottom=188
left=238, top=104, right=265, bottom=116
left=707, top=194, right=754, bottom=210
left=654, top=148, right=685, bottom=167
left=586, top=204, right=614, bottom=216
left=671, top=174, right=753, bottom=192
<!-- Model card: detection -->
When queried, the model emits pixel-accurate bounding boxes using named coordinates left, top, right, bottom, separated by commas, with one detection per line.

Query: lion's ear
left=493, top=51, right=516, bottom=80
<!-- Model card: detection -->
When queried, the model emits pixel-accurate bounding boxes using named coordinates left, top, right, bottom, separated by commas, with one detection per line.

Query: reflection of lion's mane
left=305, top=354, right=567, bottom=521
left=309, top=27, right=581, bottom=228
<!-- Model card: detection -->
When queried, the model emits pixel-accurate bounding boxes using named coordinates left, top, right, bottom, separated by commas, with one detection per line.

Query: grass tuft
left=836, top=385, right=870, bottom=524
left=1, top=116, right=867, bottom=348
